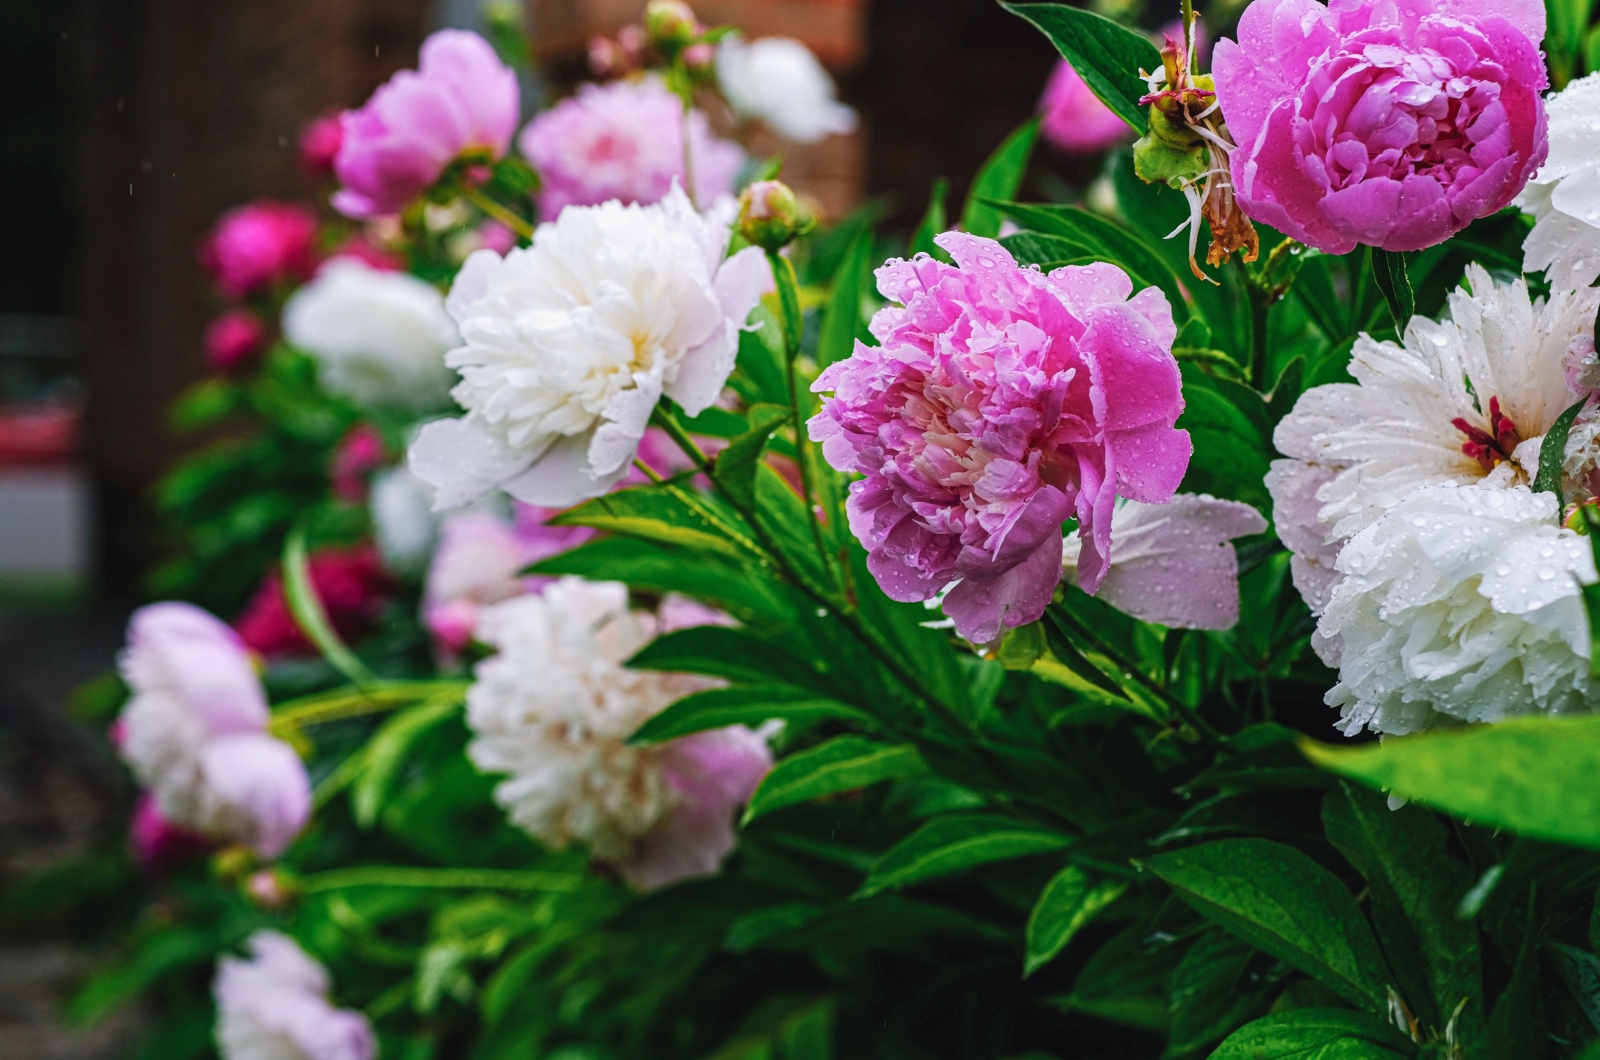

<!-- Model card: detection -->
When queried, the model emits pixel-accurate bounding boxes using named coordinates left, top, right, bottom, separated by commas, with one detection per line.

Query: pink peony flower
left=214, top=931, right=375, bottom=1060
left=198, top=201, right=319, bottom=301
left=130, top=793, right=211, bottom=872
left=333, top=30, right=520, bottom=219
left=1213, top=0, right=1548, bottom=254
left=234, top=544, right=390, bottom=658
left=115, top=604, right=311, bottom=858
left=810, top=232, right=1190, bottom=644
left=1039, top=61, right=1133, bottom=154
left=328, top=424, right=388, bottom=504
left=204, top=309, right=268, bottom=374
left=299, top=112, right=345, bottom=179
left=518, top=78, right=745, bottom=219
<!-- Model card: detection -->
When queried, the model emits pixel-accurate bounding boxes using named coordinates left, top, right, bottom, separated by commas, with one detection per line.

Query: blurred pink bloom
left=518, top=78, right=744, bottom=219
left=299, top=112, right=345, bottom=179
left=1039, top=60, right=1131, bottom=154
left=329, top=424, right=388, bottom=504
left=203, top=309, right=268, bottom=374
left=1214, top=0, right=1548, bottom=254
left=476, top=219, right=517, bottom=254
left=333, top=30, right=520, bottom=219
left=130, top=792, right=210, bottom=872
left=115, top=604, right=311, bottom=858
left=327, top=236, right=406, bottom=272
left=810, top=232, right=1190, bottom=643
left=198, top=201, right=319, bottom=300
left=214, top=931, right=375, bottom=1060
left=234, top=545, right=390, bottom=658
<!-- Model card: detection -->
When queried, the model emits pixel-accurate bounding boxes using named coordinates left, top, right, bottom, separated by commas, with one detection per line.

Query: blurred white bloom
left=369, top=465, right=439, bottom=574
left=465, top=578, right=771, bottom=889
left=1518, top=72, right=1600, bottom=290
left=1270, top=265, right=1600, bottom=620
left=1322, top=483, right=1597, bottom=737
left=214, top=931, right=374, bottom=1060
left=283, top=259, right=458, bottom=412
left=1062, top=495, right=1266, bottom=629
left=717, top=35, right=858, bottom=143
left=409, top=186, right=766, bottom=509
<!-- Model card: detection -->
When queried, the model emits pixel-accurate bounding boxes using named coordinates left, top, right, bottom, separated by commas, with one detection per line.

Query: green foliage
left=998, top=3, right=1162, bottom=130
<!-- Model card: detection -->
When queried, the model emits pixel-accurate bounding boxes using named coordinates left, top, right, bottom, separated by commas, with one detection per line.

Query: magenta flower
left=130, top=793, right=210, bottom=872
left=203, top=309, right=268, bottom=374
left=810, top=233, right=1190, bottom=643
left=333, top=30, right=520, bottom=219
left=518, top=78, right=744, bottom=219
left=299, top=112, right=344, bottom=179
left=197, top=201, right=319, bottom=301
left=1214, top=0, right=1548, bottom=254
left=1039, top=61, right=1132, bottom=154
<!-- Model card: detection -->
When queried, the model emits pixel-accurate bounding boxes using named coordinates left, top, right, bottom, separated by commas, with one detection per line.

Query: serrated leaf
left=1143, top=838, right=1389, bottom=1010
left=628, top=684, right=872, bottom=744
left=1533, top=396, right=1587, bottom=504
left=1024, top=865, right=1127, bottom=977
left=857, top=814, right=1072, bottom=897
left=713, top=404, right=792, bottom=511
left=1209, top=1009, right=1415, bottom=1059
left=1000, top=2, right=1161, bottom=131
left=743, top=736, right=926, bottom=824
left=1302, top=717, right=1600, bottom=850
left=960, top=118, right=1040, bottom=238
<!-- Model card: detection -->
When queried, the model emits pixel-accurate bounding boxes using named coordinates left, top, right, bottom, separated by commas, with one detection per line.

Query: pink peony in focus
left=299, top=112, right=345, bottom=179
left=518, top=78, right=744, bottom=219
left=1039, top=61, right=1132, bottom=154
left=810, top=232, right=1190, bottom=644
left=214, top=931, right=375, bottom=1060
left=115, top=603, right=311, bottom=858
left=328, top=424, right=388, bottom=504
left=198, top=201, right=319, bottom=301
left=204, top=309, right=268, bottom=374
left=1213, top=0, right=1548, bottom=254
left=130, top=793, right=211, bottom=872
left=333, top=30, right=520, bottom=219
left=234, top=544, right=390, bottom=658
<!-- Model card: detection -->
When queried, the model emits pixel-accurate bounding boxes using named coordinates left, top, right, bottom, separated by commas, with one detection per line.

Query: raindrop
left=1430, top=332, right=1449, bottom=346
left=1539, top=565, right=1557, bottom=581
left=1495, top=562, right=1512, bottom=576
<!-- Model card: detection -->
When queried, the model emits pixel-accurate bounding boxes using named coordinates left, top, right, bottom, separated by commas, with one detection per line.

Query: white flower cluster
left=717, top=35, right=858, bottom=144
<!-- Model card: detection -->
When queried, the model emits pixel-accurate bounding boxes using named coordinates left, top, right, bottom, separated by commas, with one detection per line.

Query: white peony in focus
left=1518, top=72, right=1600, bottom=291
left=1321, top=483, right=1597, bottom=737
left=283, top=259, right=459, bottom=412
left=1269, top=265, right=1600, bottom=623
left=1061, top=495, right=1267, bottom=630
left=464, top=578, right=772, bottom=890
left=408, top=186, right=766, bottom=510
left=213, top=930, right=375, bottom=1060
left=717, top=35, right=858, bottom=144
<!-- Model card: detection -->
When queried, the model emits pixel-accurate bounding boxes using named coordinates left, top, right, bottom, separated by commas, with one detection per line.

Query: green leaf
left=1000, top=2, right=1161, bottom=131
left=1024, top=865, right=1127, bottom=977
left=629, top=624, right=832, bottom=692
left=1532, top=397, right=1587, bottom=504
left=1209, top=1010, right=1416, bottom=1059
left=743, top=736, right=926, bottom=824
left=1371, top=248, right=1414, bottom=332
left=527, top=536, right=787, bottom=621
left=1583, top=503, right=1600, bottom=676
left=1143, top=838, right=1389, bottom=1010
left=1321, top=783, right=1479, bottom=1035
left=1166, top=931, right=1269, bottom=1056
left=990, top=201, right=1187, bottom=319
left=352, top=695, right=462, bottom=829
left=1000, top=231, right=1104, bottom=269
left=551, top=479, right=757, bottom=561
left=1302, top=717, right=1600, bottom=849
left=628, top=684, right=872, bottom=744
left=713, top=404, right=792, bottom=511
left=737, top=301, right=791, bottom=406
left=1550, top=942, right=1600, bottom=1034
left=283, top=526, right=377, bottom=689
left=817, top=229, right=875, bottom=368
left=960, top=118, right=1041, bottom=238
left=910, top=178, right=950, bottom=259
left=858, top=814, right=1072, bottom=897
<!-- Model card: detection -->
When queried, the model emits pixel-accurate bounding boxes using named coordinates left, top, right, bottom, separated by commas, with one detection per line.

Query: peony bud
left=204, top=309, right=268, bottom=374
left=244, top=868, right=299, bottom=910
left=644, top=0, right=699, bottom=53
left=737, top=180, right=807, bottom=251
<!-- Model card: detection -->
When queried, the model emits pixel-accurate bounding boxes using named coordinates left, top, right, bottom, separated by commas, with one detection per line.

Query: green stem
left=269, top=681, right=467, bottom=738
left=283, top=526, right=378, bottom=691
left=767, top=249, right=834, bottom=588
left=300, top=866, right=586, bottom=894
left=463, top=185, right=534, bottom=242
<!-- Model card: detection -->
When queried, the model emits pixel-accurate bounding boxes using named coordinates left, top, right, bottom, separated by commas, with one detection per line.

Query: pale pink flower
left=214, top=931, right=375, bottom=1060
left=333, top=30, right=520, bottom=219
left=810, top=232, right=1190, bottom=643
left=1039, top=61, right=1131, bottom=154
left=518, top=78, right=744, bottom=219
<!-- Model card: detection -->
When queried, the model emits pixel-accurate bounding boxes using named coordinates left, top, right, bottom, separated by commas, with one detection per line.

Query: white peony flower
left=1270, top=265, right=1600, bottom=618
left=408, top=186, right=766, bottom=510
left=214, top=931, right=375, bottom=1060
left=1321, top=483, right=1597, bottom=737
left=283, top=259, right=459, bottom=412
left=717, top=35, right=858, bottom=144
left=1518, top=72, right=1600, bottom=291
left=465, top=578, right=771, bottom=889
left=1062, top=495, right=1267, bottom=630
left=369, top=465, right=439, bottom=574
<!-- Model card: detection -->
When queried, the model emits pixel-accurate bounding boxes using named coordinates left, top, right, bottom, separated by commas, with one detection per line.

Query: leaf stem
left=767, top=249, right=835, bottom=588
left=463, top=185, right=534, bottom=242
left=268, top=681, right=468, bottom=739
left=299, top=866, right=586, bottom=894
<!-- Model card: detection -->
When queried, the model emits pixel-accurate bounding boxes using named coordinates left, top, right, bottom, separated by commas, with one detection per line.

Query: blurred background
left=0, top=0, right=1074, bottom=1053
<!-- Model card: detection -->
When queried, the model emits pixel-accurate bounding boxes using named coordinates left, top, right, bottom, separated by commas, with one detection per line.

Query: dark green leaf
left=817, top=230, right=875, bottom=368
left=990, top=201, right=1188, bottom=319
left=910, top=178, right=950, bottom=259
left=629, top=625, right=832, bottom=692
left=744, top=736, right=926, bottom=823
left=1532, top=397, right=1587, bottom=504
left=527, top=536, right=787, bottom=622
left=1209, top=1009, right=1415, bottom=1059
left=858, top=813, right=1072, bottom=897
left=1024, top=865, right=1127, bottom=977
left=352, top=695, right=462, bottom=829
left=1000, top=2, right=1161, bottom=131
left=551, top=479, right=757, bottom=561
left=1144, top=838, right=1389, bottom=1010
left=960, top=118, right=1041, bottom=238
left=628, top=684, right=872, bottom=744
left=713, top=404, right=792, bottom=511
left=1550, top=942, right=1600, bottom=1034
left=1372, top=249, right=1414, bottom=332
left=1166, top=931, right=1270, bottom=1056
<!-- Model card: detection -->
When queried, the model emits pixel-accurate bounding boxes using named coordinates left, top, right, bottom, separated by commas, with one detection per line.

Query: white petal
left=408, top=416, right=534, bottom=511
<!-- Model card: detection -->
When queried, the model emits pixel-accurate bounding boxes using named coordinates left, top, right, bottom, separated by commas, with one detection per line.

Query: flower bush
left=33, top=4, right=1600, bottom=1060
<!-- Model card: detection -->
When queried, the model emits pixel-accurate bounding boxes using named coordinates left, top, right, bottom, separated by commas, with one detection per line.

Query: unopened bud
left=644, top=1, right=699, bottom=52
left=738, top=180, right=807, bottom=251
left=682, top=41, right=716, bottom=79
left=244, top=868, right=299, bottom=910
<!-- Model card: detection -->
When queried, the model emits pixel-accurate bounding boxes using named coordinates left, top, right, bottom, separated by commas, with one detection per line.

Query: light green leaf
left=527, top=536, right=787, bottom=621
left=1024, top=866, right=1127, bottom=977
left=1000, top=3, right=1160, bottom=130
left=744, top=736, right=926, bottom=824
left=817, top=229, right=875, bottom=368
left=1209, top=1009, right=1415, bottom=1059
left=1302, top=717, right=1600, bottom=850
left=551, top=479, right=757, bottom=560
left=352, top=695, right=462, bottom=829
left=858, top=814, right=1072, bottom=897
left=1143, top=838, right=1389, bottom=1011
left=628, top=684, right=872, bottom=745
left=283, top=526, right=377, bottom=690
left=713, top=403, right=792, bottom=511
left=961, top=118, right=1041, bottom=238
